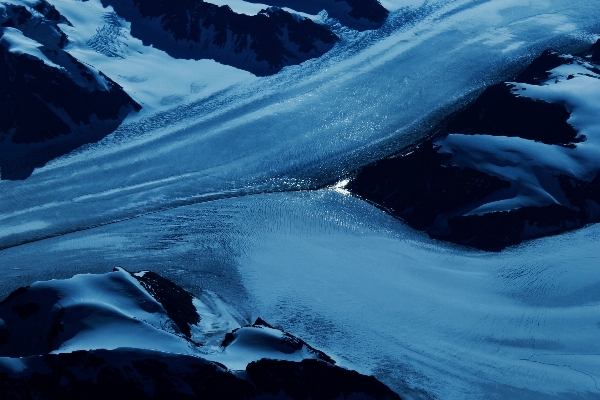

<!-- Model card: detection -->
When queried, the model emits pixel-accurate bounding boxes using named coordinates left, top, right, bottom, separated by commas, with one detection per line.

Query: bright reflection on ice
left=331, top=178, right=351, bottom=195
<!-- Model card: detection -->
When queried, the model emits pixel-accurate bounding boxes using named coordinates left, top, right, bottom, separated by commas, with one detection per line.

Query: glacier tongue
left=2, top=0, right=600, bottom=249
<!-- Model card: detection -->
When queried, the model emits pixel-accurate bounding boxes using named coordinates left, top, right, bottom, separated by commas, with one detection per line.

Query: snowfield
left=2, top=0, right=600, bottom=399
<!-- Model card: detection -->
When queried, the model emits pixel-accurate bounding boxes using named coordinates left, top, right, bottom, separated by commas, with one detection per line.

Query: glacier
left=2, top=0, right=600, bottom=399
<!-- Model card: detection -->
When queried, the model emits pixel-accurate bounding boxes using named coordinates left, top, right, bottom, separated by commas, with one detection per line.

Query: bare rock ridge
left=0, top=268, right=401, bottom=400
left=0, top=0, right=141, bottom=180
left=348, top=43, right=600, bottom=251
left=0, top=350, right=400, bottom=400
left=243, top=0, right=389, bottom=31
left=101, top=0, right=340, bottom=75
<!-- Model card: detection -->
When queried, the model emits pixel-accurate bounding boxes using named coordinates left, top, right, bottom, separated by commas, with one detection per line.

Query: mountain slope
left=348, top=43, right=600, bottom=250
left=101, top=0, right=340, bottom=75
left=0, top=268, right=400, bottom=399
left=0, top=0, right=141, bottom=180
left=243, top=0, right=389, bottom=31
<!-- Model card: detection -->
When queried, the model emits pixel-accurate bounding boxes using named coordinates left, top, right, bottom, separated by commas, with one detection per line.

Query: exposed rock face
left=102, top=0, right=340, bottom=75
left=244, top=0, right=389, bottom=31
left=348, top=46, right=600, bottom=251
left=0, top=349, right=401, bottom=399
left=0, top=1, right=141, bottom=180
left=0, top=269, right=401, bottom=399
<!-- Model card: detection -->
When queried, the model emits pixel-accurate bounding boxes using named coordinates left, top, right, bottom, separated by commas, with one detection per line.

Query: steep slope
left=348, top=42, right=600, bottom=250
left=243, top=0, right=389, bottom=31
left=101, top=0, right=339, bottom=75
left=0, top=268, right=400, bottom=399
left=0, top=0, right=141, bottom=180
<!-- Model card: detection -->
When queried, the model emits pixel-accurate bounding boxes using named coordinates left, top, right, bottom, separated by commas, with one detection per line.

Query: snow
left=2, top=0, right=598, bottom=250
left=0, top=27, right=62, bottom=69
left=49, top=0, right=255, bottom=113
left=207, top=0, right=272, bottom=16
left=0, top=220, right=50, bottom=239
left=2, top=0, right=600, bottom=398
left=434, top=60, right=600, bottom=215
left=2, top=189, right=600, bottom=398
left=206, top=325, right=328, bottom=370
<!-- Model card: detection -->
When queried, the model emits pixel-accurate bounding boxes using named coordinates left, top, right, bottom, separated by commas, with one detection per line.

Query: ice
left=2, top=0, right=599, bottom=250
left=2, top=1, right=600, bottom=399
left=2, top=189, right=600, bottom=398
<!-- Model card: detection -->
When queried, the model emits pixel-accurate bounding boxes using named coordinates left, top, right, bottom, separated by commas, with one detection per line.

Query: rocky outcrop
left=102, top=0, right=339, bottom=75
left=0, top=269, right=401, bottom=399
left=348, top=45, right=600, bottom=251
left=243, top=0, right=389, bottom=31
left=0, top=1, right=141, bottom=180
left=0, top=349, right=401, bottom=399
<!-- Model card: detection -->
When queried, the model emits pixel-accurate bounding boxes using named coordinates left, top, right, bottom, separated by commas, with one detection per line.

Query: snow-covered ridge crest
left=0, top=267, right=332, bottom=369
left=0, top=268, right=402, bottom=399
left=0, top=26, right=61, bottom=67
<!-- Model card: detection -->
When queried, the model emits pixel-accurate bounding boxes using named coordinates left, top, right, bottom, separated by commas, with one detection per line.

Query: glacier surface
left=2, top=0, right=600, bottom=399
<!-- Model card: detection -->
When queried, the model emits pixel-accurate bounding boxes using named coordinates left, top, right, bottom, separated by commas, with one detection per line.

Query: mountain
left=2, top=1, right=600, bottom=399
left=348, top=42, right=600, bottom=251
left=0, top=0, right=141, bottom=180
left=101, top=0, right=340, bottom=75
left=0, top=268, right=400, bottom=399
left=243, top=0, right=389, bottom=31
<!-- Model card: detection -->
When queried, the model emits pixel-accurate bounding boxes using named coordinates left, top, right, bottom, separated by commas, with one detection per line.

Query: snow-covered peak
left=0, top=268, right=334, bottom=371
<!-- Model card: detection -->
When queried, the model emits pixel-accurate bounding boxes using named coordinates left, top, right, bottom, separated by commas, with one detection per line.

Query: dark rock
left=32, top=0, right=72, bottom=26
left=347, top=48, right=600, bottom=251
left=514, top=49, right=568, bottom=85
left=0, top=349, right=400, bottom=400
left=0, top=286, right=29, bottom=306
left=0, top=2, right=141, bottom=180
left=0, top=270, right=402, bottom=399
left=443, top=205, right=583, bottom=251
left=347, top=141, right=511, bottom=231
left=0, top=349, right=256, bottom=400
left=132, top=270, right=200, bottom=338
left=442, top=83, right=580, bottom=147
left=243, top=0, right=389, bottom=31
left=247, top=358, right=401, bottom=400
left=0, top=284, right=62, bottom=356
left=11, top=302, right=40, bottom=320
left=0, top=349, right=401, bottom=399
left=102, top=0, right=339, bottom=75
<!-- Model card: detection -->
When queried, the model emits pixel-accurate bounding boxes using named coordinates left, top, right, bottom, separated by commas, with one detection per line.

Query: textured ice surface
left=2, top=0, right=600, bottom=250
left=2, top=1, right=600, bottom=399
left=2, top=189, right=600, bottom=399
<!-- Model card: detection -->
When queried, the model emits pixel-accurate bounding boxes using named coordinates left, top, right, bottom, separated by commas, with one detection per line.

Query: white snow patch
left=205, top=0, right=268, bottom=16
left=0, top=27, right=62, bottom=69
